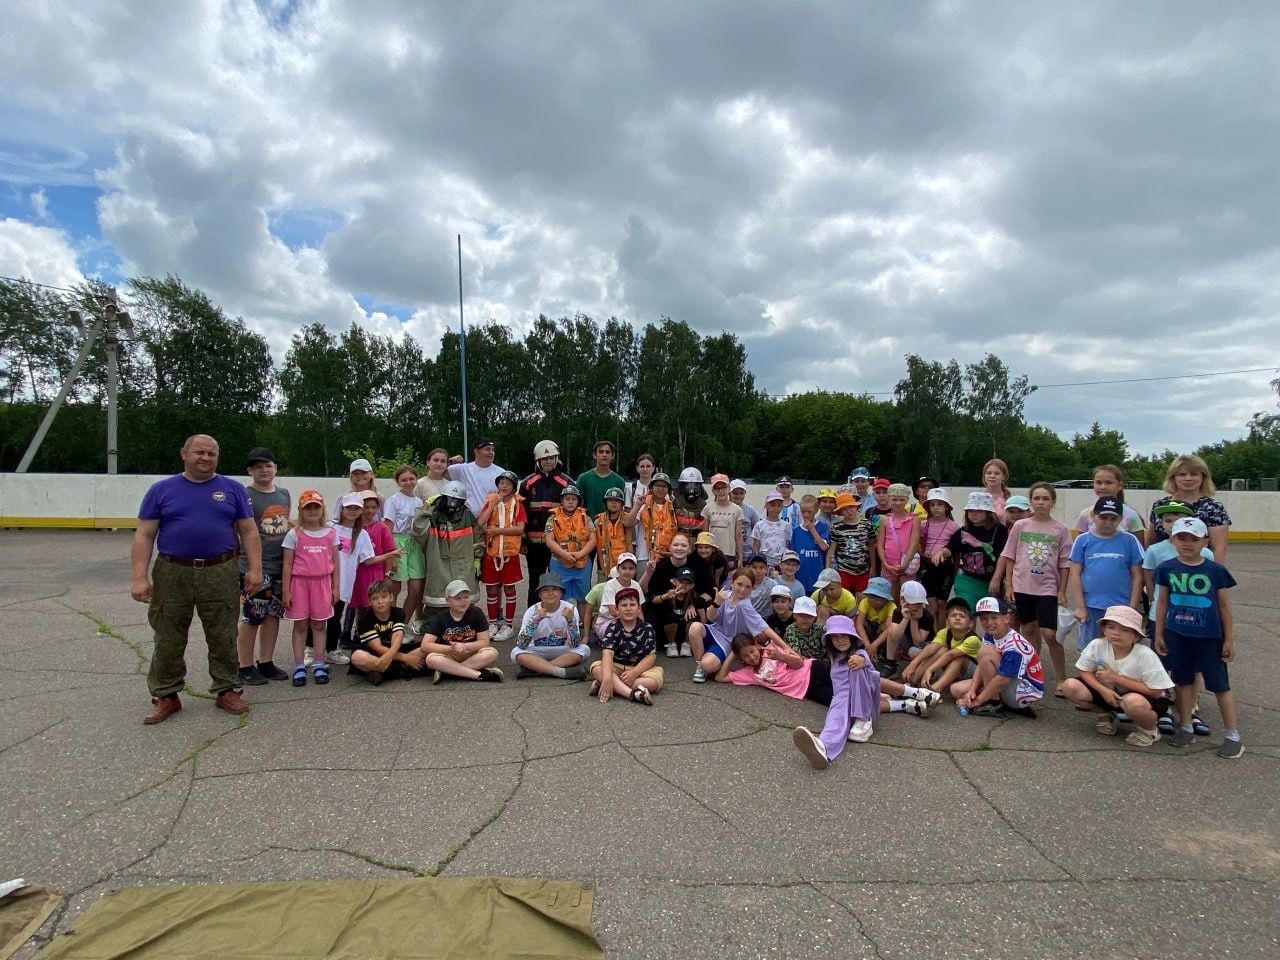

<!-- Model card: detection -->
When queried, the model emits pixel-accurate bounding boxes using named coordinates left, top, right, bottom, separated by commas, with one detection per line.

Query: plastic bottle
left=958, top=705, right=970, bottom=717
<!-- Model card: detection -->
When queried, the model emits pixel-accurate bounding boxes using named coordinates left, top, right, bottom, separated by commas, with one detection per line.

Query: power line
left=0, top=274, right=114, bottom=299
left=763, top=365, right=1276, bottom=400
left=1029, top=367, right=1276, bottom=390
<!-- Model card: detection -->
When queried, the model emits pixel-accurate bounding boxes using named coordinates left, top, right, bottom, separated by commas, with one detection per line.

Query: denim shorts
left=1164, top=630, right=1230, bottom=693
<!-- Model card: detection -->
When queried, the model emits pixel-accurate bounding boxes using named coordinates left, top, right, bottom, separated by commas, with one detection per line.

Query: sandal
left=630, top=686, right=653, bottom=705
left=313, top=664, right=330, bottom=685
left=1095, top=715, right=1118, bottom=736
left=1125, top=727, right=1160, bottom=747
left=291, top=666, right=307, bottom=687
left=588, top=679, right=601, bottom=697
left=1191, top=711, right=1210, bottom=737
left=1157, top=713, right=1175, bottom=735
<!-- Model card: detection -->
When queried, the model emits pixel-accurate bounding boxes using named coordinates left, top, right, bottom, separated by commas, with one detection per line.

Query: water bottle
left=958, top=705, right=970, bottom=717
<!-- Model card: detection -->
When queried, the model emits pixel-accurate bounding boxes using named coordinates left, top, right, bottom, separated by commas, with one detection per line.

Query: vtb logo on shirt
left=1167, top=571, right=1214, bottom=608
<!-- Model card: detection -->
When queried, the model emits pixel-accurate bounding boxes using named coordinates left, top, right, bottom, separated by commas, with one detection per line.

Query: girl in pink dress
left=281, top=490, right=339, bottom=685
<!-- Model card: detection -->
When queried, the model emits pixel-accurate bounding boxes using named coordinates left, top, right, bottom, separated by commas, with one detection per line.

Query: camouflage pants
left=146, top=557, right=239, bottom=697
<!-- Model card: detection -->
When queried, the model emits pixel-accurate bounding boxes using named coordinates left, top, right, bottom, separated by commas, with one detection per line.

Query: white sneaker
left=792, top=726, right=829, bottom=769
left=303, top=649, right=314, bottom=668
left=665, top=642, right=679, bottom=658
left=848, top=718, right=874, bottom=742
left=911, top=687, right=942, bottom=707
left=326, top=649, right=350, bottom=665
left=692, top=666, right=706, bottom=683
left=679, top=642, right=692, bottom=657
left=903, top=699, right=928, bottom=718
left=494, top=624, right=514, bottom=643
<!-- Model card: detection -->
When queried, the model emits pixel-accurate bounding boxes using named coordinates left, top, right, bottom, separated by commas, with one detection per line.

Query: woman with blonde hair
left=1148, top=455, right=1231, bottom=561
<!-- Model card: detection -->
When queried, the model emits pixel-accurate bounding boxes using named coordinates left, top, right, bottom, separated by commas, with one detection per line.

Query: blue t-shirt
left=138, top=474, right=253, bottom=558
left=1154, top=558, right=1236, bottom=638
left=1142, top=541, right=1214, bottom=622
left=1069, top=531, right=1144, bottom=609
left=791, top=519, right=831, bottom=593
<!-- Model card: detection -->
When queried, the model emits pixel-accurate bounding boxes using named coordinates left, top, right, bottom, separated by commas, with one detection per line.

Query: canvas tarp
left=1, top=884, right=63, bottom=960
left=38, top=876, right=603, bottom=960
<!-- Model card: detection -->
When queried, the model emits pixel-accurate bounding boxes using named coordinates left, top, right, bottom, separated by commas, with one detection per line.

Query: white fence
left=3, top=473, right=1279, bottom=538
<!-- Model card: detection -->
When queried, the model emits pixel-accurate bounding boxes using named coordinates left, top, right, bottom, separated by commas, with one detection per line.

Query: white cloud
left=0, top=0, right=1276, bottom=452
left=0, top=218, right=84, bottom=290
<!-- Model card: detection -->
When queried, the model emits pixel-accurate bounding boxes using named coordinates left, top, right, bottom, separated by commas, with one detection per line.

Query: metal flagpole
left=457, top=234, right=469, bottom=453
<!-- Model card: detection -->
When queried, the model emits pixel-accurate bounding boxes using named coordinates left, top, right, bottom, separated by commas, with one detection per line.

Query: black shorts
left=803, top=659, right=833, bottom=707
left=1165, top=630, right=1230, bottom=693
left=1083, top=684, right=1171, bottom=713
left=1014, top=593, right=1058, bottom=630
left=917, top=559, right=954, bottom=600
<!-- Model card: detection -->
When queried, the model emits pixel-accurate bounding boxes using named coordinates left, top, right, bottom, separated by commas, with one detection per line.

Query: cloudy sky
left=2, top=1, right=1277, bottom=453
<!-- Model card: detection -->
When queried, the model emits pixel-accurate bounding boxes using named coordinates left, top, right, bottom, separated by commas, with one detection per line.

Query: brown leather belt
left=159, top=549, right=237, bottom=568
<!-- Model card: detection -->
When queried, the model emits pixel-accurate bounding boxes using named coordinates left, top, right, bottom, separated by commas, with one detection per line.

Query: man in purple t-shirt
left=130, top=434, right=262, bottom=724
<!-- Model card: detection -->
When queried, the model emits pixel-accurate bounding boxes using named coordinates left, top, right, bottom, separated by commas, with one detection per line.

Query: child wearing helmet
left=595, top=487, right=636, bottom=577
left=477, top=470, right=527, bottom=642
left=521, top=440, right=574, bottom=590
left=412, top=479, right=481, bottom=611
left=630, top=471, right=677, bottom=564
left=545, top=484, right=597, bottom=624
left=673, top=467, right=708, bottom=538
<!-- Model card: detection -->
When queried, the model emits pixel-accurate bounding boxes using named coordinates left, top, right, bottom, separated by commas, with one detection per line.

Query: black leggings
left=804, top=659, right=833, bottom=706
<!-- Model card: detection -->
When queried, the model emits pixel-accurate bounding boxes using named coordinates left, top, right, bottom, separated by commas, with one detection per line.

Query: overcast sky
left=2, top=1, right=1277, bottom=453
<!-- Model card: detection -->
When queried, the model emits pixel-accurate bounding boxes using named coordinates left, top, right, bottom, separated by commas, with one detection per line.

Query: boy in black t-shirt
left=421, top=580, right=504, bottom=682
left=591, top=588, right=663, bottom=704
left=349, top=580, right=427, bottom=685
left=882, top=580, right=936, bottom=676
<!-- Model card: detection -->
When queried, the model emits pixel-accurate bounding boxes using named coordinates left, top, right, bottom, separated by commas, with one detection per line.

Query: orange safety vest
left=595, top=510, right=629, bottom=571
left=546, top=506, right=591, bottom=569
left=641, top=497, right=677, bottom=558
left=484, top=493, right=525, bottom=560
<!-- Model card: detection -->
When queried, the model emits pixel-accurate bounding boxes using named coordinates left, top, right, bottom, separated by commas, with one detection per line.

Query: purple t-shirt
left=138, top=474, right=253, bottom=558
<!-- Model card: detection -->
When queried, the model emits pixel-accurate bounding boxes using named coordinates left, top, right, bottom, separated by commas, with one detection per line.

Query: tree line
left=2, top=275, right=1277, bottom=486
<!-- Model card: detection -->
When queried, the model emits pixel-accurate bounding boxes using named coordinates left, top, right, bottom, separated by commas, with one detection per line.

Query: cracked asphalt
left=2, top=531, right=1278, bottom=959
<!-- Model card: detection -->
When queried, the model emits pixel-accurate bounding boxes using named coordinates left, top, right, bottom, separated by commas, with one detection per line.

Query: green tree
left=894, top=355, right=965, bottom=481
left=753, top=392, right=894, bottom=481
left=1070, top=422, right=1128, bottom=469
left=278, top=323, right=350, bottom=475
left=962, top=353, right=1032, bottom=461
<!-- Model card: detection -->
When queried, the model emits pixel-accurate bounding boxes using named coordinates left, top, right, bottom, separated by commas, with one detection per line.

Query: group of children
left=243, top=446, right=1243, bottom=759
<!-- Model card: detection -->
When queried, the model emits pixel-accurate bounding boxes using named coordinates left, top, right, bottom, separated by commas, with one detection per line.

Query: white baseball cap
left=901, top=581, right=927, bottom=604
left=348, top=458, right=373, bottom=474
left=729, top=479, right=748, bottom=492
left=616, top=552, right=638, bottom=566
left=793, top=597, right=817, bottom=617
left=770, top=584, right=793, bottom=599
left=1171, top=516, right=1208, bottom=538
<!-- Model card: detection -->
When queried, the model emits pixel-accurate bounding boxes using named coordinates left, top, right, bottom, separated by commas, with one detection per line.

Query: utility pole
left=15, top=290, right=131, bottom=474
left=457, top=234, right=469, bottom=453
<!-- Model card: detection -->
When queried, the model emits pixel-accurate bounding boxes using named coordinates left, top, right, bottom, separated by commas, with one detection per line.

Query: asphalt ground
left=1, top=531, right=1277, bottom=959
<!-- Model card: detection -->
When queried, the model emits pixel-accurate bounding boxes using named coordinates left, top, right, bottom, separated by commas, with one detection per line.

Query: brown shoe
left=143, top=695, right=182, bottom=725
left=214, top=688, right=250, bottom=715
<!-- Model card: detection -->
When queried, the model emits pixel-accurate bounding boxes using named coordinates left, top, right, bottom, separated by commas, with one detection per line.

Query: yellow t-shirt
left=932, top=627, right=982, bottom=660
left=856, top=596, right=896, bottom=625
left=811, top=587, right=856, bottom=615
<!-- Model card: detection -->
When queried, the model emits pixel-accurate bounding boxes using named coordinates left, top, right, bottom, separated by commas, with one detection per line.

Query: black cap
left=473, top=437, right=495, bottom=450
left=246, top=447, right=276, bottom=467
left=675, top=567, right=696, bottom=582
left=1093, top=496, right=1122, bottom=516
left=745, top=553, right=767, bottom=565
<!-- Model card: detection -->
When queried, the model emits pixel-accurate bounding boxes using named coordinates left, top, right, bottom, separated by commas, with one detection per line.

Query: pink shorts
left=285, top=576, right=333, bottom=623
left=481, top=554, right=523, bottom=586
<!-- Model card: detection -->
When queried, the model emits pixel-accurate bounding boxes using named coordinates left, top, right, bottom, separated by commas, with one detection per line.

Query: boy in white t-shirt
left=1060, top=605, right=1173, bottom=747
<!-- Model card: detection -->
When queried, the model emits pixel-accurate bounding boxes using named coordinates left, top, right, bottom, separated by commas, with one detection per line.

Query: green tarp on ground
left=1, top=884, right=63, bottom=960
left=38, top=877, right=603, bottom=960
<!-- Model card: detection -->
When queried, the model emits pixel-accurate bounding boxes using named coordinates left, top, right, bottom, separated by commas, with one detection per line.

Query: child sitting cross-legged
left=348, top=580, right=431, bottom=685
left=1060, top=605, right=1173, bottom=747
left=902, top=597, right=981, bottom=696
left=590, top=587, right=664, bottom=705
left=792, top=615, right=937, bottom=770
left=511, top=572, right=591, bottom=680
left=420, top=580, right=504, bottom=683
left=952, top=597, right=1044, bottom=717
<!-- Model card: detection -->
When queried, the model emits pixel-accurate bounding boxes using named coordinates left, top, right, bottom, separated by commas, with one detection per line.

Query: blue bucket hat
left=862, top=577, right=893, bottom=602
